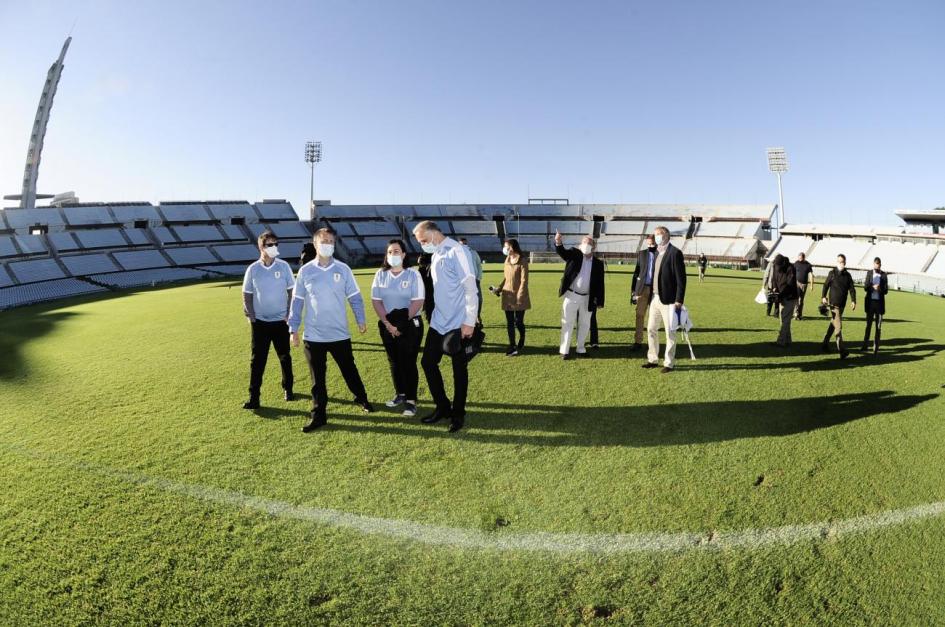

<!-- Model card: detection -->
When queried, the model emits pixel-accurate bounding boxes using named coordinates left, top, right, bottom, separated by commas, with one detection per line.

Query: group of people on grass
left=240, top=221, right=888, bottom=433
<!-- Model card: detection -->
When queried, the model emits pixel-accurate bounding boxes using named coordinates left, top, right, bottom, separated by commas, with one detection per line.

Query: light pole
left=766, top=147, right=788, bottom=240
left=305, top=141, right=322, bottom=221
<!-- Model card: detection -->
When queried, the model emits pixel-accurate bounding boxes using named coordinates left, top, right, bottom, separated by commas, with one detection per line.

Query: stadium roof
left=320, top=203, right=777, bottom=221
left=895, top=209, right=945, bottom=225
left=781, top=223, right=945, bottom=241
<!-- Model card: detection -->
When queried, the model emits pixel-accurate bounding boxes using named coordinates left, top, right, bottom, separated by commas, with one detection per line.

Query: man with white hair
left=553, top=229, right=605, bottom=359
left=412, top=220, right=478, bottom=433
left=642, top=225, right=687, bottom=373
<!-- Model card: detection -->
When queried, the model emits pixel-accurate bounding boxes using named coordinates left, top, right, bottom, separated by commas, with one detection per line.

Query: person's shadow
left=275, top=390, right=938, bottom=448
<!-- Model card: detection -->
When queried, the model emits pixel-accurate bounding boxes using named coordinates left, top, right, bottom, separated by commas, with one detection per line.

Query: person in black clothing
left=793, top=252, right=814, bottom=320
left=698, top=253, right=708, bottom=282
left=862, top=256, right=888, bottom=354
left=299, top=242, right=317, bottom=267
left=553, top=229, right=605, bottom=359
left=643, top=226, right=687, bottom=373
left=821, top=253, right=857, bottom=359
left=770, top=254, right=799, bottom=347
left=630, top=235, right=658, bottom=351
left=415, top=252, right=435, bottom=323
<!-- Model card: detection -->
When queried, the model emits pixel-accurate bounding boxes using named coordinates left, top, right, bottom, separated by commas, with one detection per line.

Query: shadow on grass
left=0, top=308, right=84, bottom=380
left=320, top=390, right=939, bottom=447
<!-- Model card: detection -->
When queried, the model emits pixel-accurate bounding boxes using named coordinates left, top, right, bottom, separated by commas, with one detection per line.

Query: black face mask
left=648, top=246, right=657, bottom=252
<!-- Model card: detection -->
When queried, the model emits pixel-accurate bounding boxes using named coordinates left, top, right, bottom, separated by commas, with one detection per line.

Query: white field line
left=6, top=444, right=945, bottom=554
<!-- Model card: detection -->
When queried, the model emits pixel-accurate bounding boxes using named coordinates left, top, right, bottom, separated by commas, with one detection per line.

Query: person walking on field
left=698, top=253, right=708, bottom=282
left=553, top=228, right=605, bottom=360
left=821, top=253, right=857, bottom=360
left=793, top=252, right=815, bottom=320
left=642, top=225, right=687, bottom=373
left=770, top=254, right=798, bottom=347
left=861, top=256, right=888, bottom=354
left=630, top=234, right=657, bottom=351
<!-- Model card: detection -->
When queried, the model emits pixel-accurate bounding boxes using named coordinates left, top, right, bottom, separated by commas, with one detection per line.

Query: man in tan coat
left=490, top=238, right=531, bottom=356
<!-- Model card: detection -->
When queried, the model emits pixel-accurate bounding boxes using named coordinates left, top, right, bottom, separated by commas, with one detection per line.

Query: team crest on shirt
left=274, top=271, right=281, bottom=279
left=333, top=272, right=341, bottom=282
left=401, top=280, right=409, bottom=289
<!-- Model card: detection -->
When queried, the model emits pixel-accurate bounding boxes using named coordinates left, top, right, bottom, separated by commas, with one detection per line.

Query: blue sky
left=1, top=0, right=942, bottom=225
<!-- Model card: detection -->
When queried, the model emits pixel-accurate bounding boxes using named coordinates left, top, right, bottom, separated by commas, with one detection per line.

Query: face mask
left=579, top=243, right=593, bottom=255
left=421, top=242, right=437, bottom=254
left=837, top=264, right=845, bottom=271
left=387, top=254, right=403, bottom=267
left=502, top=246, right=510, bottom=256
left=317, top=243, right=334, bottom=258
left=263, top=245, right=279, bottom=258
left=656, top=235, right=667, bottom=246
left=648, top=245, right=657, bottom=252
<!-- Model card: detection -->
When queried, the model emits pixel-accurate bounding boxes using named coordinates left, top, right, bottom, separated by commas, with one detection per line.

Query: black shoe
left=243, top=399, right=260, bottom=410
left=821, top=342, right=830, bottom=353
left=630, top=343, right=641, bottom=351
left=859, top=345, right=869, bottom=352
left=448, top=417, right=465, bottom=433
left=385, top=394, right=406, bottom=408
left=504, top=346, right=516, bottom=356
left=421, top=408, right=450, bottom=424
left=839, top=350, right=850, bottom=360
left=562, top=353, right=573, bottom=361
left=358, top=399, right=375, bottom=413
left=660, top=367, right=674, bottom=374
left=284, top=390, right=295, bottom=402
left=642, top=362, right=659, bottom=369
left=302, top=416, right=326, bottom=432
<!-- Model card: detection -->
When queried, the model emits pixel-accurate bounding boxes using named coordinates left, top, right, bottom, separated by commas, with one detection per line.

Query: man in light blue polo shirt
left=242, top=232, right=295, bottom=410
left=289, top=228, right=374, bottom=432
left=412, top=220, right=478, bottom=433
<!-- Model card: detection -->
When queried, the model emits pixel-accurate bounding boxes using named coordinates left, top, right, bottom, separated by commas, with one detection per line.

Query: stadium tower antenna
left=304, top=141, right=322, bottom=221
left=766, top=147, right=788, bottom=240
left=4, top=37, right=72, bottom=209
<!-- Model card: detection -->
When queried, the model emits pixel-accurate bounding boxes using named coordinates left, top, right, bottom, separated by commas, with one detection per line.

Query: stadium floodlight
left=305, top=141, right=323, bottom=221
left=766, top=147, right=788, bottom=239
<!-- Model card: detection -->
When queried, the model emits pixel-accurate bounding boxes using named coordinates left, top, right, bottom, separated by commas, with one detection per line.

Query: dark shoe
left=385, top=394, right=406, bottom=408
left=839, top=350, right=850, bottom=360
left=588, top=343, right=599, bottom=350
left=504, top=346, right=516, bottom=356
left=421, top=408, right=450, bottom=424
left=302, top=416, right=326, bottom=432
left=284, top=390, right=295, bottom=402
left=660, top=367, right=674, bottom=374
left=448, top=416, right=465, bottom=433
left=508, top=349, right=519, bottom=357
left=642, top=362, right=659, bottom=369
left=402, top=402, right=417, bottom=417
left=243, top=398, right=260, bottom=410
left=859, top=344, right=869, bottom=352
left=358, top=399, right=375, bottom=413
left=821, top=342, right=830, bottom=353
left=562, top=353, right=573, bottom=361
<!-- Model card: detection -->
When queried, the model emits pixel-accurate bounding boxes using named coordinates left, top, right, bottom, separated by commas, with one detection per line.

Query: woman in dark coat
left=770, top=254, right=799, bottom=347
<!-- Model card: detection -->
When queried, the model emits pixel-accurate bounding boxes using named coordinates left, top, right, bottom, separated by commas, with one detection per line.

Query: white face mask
left=263, top=245, right=279, bottom=258
left=387, top=254, right=403, bottom=268
left=837, top=264, right=846, bottom=271
left=421, top=242, right=437, bottom=254
left=656, top=234, right=667, bottom=246
left=317, top=243, right=334, bottom=258
left=579, top=243, right=593, bottom=255
left=502, top=246, right=510, bottom=256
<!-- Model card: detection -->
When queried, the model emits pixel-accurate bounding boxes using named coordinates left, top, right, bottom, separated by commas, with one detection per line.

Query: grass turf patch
left=1, top=265, right=944, bottom=623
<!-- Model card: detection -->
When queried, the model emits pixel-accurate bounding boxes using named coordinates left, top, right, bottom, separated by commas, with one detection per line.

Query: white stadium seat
left=0, top=278, right=107, bottom=310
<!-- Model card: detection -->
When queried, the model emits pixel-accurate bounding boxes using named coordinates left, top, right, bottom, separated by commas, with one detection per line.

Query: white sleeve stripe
left=346, top=289, right=362, bottom=298
left=452, top=246, right=475, bottom=279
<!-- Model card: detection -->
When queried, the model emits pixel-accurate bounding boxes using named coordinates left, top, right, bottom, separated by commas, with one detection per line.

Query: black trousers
left=421, top=327, right=468, bottom=418
left=589, top=309, right=599, bottom=345
left=249, top=320, right=293, bottom=399
left=864, top=302, right=883, bottom=348
left=476, top=280, right=483, bottom=322
left=379, top=318, right=424, bottom=400
left=302, top=339, right=368, bottom=419
left=505, top=310, right=526, bottom=349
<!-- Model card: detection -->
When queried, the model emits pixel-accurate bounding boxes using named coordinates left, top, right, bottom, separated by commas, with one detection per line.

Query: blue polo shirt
left=371, top=267, right=425, bottom=312
left=430, top=237, right=478, bottom=334
left=288, top=259, right=366, bottom=342
left=242, top=258, right=294, bottom=322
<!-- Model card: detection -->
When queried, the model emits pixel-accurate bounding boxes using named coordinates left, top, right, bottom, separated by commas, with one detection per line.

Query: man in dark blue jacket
left=862, top=257, right=888, bottom=354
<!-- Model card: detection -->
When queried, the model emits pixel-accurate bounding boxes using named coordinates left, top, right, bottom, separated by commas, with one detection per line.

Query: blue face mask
left=421, top=242, right=437, bottom=254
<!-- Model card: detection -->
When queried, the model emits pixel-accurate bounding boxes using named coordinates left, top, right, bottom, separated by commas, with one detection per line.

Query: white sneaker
left=402, top=402, right=417, bottom=417
left=385, top=394, right=405, bottom=408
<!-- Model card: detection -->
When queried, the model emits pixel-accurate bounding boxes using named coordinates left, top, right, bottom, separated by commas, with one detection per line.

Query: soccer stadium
left=3, top=4, right=945, bottom=625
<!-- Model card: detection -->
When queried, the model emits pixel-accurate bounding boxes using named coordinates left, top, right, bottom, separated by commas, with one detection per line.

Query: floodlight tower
left=766, top=147, right=788, bottom=240
left=304, top=141, right=322, bottom=221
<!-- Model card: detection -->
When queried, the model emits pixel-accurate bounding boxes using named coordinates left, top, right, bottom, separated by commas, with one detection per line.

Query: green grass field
left=2, top=264, right=944, bottom=624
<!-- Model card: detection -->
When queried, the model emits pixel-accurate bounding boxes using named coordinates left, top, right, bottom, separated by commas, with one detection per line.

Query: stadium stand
left=255, top=201, right=297, bottom=221
left=602, top=220, right=647, bottom=235
left=351, top=221, right=399, bottom=237
left=206, top=202, right=259, bottom=222
left=212, top=243, right=260, bottom=262
left=61, top=253, right=121, bottom=276
left=158, top=203, right=213, bottom=222
left=109, top=204, right=162, bottom=226
left=195, top=264, right=248, bottom=277
left=448, top=220, right=498, bottom=236
left=220, top=224, right=250, bottom=241
left=249, top=221, right=311, bottom=240
left=151, top=227, right=178, bottom=246
left=1, top=235, right=22, bottom=258
left=0, top=265, right=15, bottom=288
left=0, top=278, right=107, bottom=310
left=8, top=258, right=67, bottom=282
left=124, top=229, right=152, bottom=246
left=114, top=250, right=170, bottom=271
left=90, top=268, right=208, bottom=289
left=764, top=235, right=816, bottom=261
left=3, top=208, right=65, bottom=230
left=171, top=225, right=227, bottom=243
left=861, top=241, right=936, bottom=275
left=62, top=205, right=115, bottom=227
left=14, top=234, right=49, bottom=255
left=74, top=228, right=130, bottom=249
left=48, top=232, right=81, bottom=252
left=165, top=246, right=219, bottom=266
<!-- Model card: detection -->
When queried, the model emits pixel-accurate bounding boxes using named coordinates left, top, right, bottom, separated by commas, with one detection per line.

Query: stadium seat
left=89, top=267, right=208, bottom=289
left=158, top=204, right=212, bottom=222
left=0, top=236, right=21, bottom=258
left=165, top=246, right=219, bottom=266
left=8, top=258, right=68, bottom=282
left=255, top=201, right=298, bottom=221
left=62, top=206, right=115, bottom=227
left=109, top=204, right=162, bottom=226
left=171, top=225, right=227, bottom=243
left=113, top=250, right=171, bottom=271
left=206, top=203, right=260, bottom=222
left=13, top=234, right=49, bottom=255
left=211, top=244, right=260, bottom=262
left=48, top=232, right=82, bottom=252
left=0, top=278, right=107, bottom=310
left=61, top=254, right=121, bottom=276
left=74, top=228, right=130, bottom=249
left=3, top=208, right=66, bottom=231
